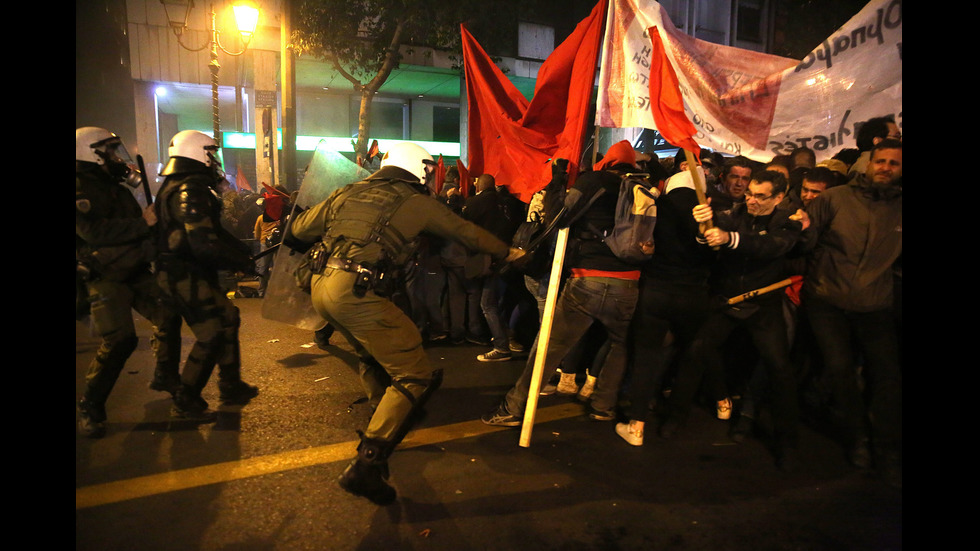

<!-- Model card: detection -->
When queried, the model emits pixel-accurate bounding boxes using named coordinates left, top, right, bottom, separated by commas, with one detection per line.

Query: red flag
left=784, top=274, right=805, bottom=306
left=647, top=26, right=700, bottom=158
left=435, top=155, right=446, bottom=195
left=461, top=0, right=607, bottom=203
left=457, top=160, right=471, bottom=198
left=236, top=165, right=254, bottom=192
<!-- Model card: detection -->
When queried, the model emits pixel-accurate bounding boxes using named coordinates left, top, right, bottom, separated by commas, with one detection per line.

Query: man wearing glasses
left=659, top=170, right=805, bottom=471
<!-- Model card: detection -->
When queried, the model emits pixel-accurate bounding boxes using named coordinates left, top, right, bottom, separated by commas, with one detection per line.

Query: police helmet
left=76, top=127, right=134, bottom=180
left=160, top=130, right=222, bottom=177
left=379, top=142, right=433, bottom=183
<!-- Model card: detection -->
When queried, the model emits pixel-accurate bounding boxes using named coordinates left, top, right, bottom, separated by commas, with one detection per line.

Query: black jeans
left=626, top=278, right=711, bottom=422
left=670, top=297, right=799, bottom=443
left=805, top=295, right=902, bottom=451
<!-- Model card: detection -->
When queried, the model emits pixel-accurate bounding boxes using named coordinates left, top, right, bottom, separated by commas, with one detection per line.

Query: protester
left=482, top=140, right=646, bottom=427
left=662, top=170, right=805, bottom=471
left=706, top=155, right=754, bottom=211
left=800, top=138, right=903, bottom=487
left=616, top=158, right=715, bottom=447
left=848, top=116, right=901, bottom=178
left=462, top=174, right=523, bottom=362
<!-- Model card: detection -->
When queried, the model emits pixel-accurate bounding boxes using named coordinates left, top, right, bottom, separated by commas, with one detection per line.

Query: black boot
left=219, top=380, right=259, bottom=405
left=78, top=398, right=107, bottom=439
left=149, top=369, right=181, bottom=396
left=338, top=435, right=397, bottom=506
left=171, top=386, right=217, bottom=422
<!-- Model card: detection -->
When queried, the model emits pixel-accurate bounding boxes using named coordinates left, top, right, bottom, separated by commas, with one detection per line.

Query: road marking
left=76, top=402, right=584, bottom=510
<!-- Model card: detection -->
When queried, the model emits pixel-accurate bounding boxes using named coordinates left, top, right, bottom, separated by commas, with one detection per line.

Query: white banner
left=596, top=0, right=902, bottom=162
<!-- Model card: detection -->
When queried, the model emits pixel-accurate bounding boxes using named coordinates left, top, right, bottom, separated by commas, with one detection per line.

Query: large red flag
left=647, top=26, right=700, bottom=158
left=462, top=0, right=607, bottom=203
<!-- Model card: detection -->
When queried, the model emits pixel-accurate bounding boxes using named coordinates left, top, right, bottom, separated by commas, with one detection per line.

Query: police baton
left=251, top=243, right=280, bottom=262
left=136, top=154, right=153, bottom=206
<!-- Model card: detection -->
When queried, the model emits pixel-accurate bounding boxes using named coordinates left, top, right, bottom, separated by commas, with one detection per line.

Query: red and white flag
left=597, top=0, right=902, bottom=162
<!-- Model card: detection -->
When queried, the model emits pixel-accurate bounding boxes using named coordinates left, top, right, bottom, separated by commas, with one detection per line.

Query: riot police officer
left=155, top=130, right=259, bottom=419
left=284, top=142, right=523, bottom=505
left=76, top=127, right=182, bottom=437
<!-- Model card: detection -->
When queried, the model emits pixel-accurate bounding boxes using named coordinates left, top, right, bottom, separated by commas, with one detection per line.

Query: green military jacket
left=75, top=165, right=153, bottom=281
left=289, top=168, right=510, bottom=269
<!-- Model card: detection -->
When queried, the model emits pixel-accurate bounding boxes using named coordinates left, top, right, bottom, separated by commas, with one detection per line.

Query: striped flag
left=597, top=0, right=902, bottom=162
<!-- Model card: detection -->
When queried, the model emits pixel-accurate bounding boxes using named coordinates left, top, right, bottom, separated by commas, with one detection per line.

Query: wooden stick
left=520, top=226, right=570, bottom=447
left=683, top=149, right=713, bottom=234
left=727, top=275, right=803, bottom=305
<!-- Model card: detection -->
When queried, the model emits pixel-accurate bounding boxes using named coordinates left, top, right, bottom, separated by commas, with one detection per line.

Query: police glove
left=504, top=247, right=527, bottom=264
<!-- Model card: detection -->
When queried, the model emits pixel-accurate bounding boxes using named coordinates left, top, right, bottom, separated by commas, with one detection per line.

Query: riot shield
left=260, top=141, right=371, bottom=329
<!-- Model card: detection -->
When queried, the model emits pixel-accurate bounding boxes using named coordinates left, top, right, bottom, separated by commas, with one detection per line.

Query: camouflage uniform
left=155, top=165, right=257, bottom=416
left=76, top=164, right=182, bottom=436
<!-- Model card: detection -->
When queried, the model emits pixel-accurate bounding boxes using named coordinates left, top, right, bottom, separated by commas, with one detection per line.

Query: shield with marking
left=261, top=141, right=370, bottom=329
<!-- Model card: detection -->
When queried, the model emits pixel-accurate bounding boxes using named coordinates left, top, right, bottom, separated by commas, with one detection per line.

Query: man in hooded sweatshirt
left=482, top=140, right=647, bottom=426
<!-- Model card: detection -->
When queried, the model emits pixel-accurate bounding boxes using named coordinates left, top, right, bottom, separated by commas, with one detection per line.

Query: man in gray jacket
left=801, top=138, right=902, bottom=487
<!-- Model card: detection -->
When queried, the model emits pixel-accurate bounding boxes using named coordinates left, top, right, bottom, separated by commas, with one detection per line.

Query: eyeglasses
left=745, top=192, right=774, bottom=201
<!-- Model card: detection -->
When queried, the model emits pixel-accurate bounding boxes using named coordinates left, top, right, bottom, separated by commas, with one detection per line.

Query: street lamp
left=161, top=0, right=259, bottom=145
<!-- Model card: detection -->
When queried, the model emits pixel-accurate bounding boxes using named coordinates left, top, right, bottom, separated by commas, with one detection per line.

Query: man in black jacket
left=482, top=140, right=645, bottom=426
left=665, top=170, right=805, bottom=471
left=462, top=174, right=524, bottom=361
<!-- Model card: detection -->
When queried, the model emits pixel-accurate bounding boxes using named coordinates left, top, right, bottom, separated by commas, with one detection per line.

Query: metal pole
left=281, top=1, right=297, bottom=192
left=209, top=4, right=222, bottom=144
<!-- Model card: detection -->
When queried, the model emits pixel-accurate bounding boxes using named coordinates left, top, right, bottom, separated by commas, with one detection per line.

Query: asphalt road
left=76, top=295, right=902, bottom=551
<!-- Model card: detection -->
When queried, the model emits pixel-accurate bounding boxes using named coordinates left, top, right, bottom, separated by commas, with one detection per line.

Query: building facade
left=77, top=0, right=779, bottom=194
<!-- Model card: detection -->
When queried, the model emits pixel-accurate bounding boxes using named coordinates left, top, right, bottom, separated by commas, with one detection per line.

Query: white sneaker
left=616, top=420, right=644, bottom=446
left=556, top=371, right=579, bottom=394
left=477, top=349, right=512, bottom=362
left=717, top=398, right=733, bottom=420
left=577, top=374, right=597, bottom=400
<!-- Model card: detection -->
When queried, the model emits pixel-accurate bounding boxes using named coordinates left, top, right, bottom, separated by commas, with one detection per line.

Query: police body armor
left=314, top=178, right=419, bottom=297
left=75, top=166, right=153, bottom=283
left=154, top=170, right=252, bottom=276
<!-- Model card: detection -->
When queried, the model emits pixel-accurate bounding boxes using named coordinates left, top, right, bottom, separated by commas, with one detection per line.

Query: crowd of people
left=76, top=113, right=902, bottom=506
left=475, top=116, right=902, bottom=491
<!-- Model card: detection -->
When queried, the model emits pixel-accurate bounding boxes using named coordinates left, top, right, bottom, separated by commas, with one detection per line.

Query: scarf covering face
left=262, top=193, right=285, bottom=220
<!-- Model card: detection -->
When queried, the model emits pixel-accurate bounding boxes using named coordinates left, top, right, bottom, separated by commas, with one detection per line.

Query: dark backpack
left=510, top=211, right=552, bottom=278
left=586, top=173, right=659, bottom=264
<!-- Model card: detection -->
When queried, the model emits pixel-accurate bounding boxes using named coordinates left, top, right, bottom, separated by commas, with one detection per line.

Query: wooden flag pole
left=727, top=275, right=803, bottom=305
left=683, top=148, right=713, bottom=234
left=520, top=226, right=570, bottom=447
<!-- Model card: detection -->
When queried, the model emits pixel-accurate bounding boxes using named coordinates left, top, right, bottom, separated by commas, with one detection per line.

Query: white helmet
left=76, top=126, right=131, bottom=166
left=167, top=130, right=220, bottom=167
left=379, top=142, right=433, bottom=183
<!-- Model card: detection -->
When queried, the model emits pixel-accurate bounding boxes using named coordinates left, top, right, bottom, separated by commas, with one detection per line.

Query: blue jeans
left=502, top=276, right=638, bottom=416
left=480, top=273, right=510, bottom=352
